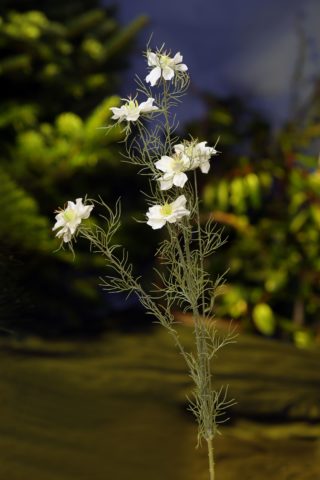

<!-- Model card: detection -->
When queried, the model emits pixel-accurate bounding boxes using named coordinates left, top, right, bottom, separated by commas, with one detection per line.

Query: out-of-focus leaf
left=252, top=303, right=276, bottom=336
left=245, top=172, right=261, bottom=208
left=216, top=180, right=229, bottom=210
left=290, top=211, right=309, bottom=233
left=293, top=329, right=314, bottom=349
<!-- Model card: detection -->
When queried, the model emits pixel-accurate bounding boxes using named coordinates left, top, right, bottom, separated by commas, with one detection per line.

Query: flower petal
left=175, top=63, right=188, bottom=72
left=173, top=52, right=183, bottom=64
left=155, top=156, right=173, bottom=173
left=173, top=144, right=185, bottom=155
left=147, top=217, right=166, bottom=229
left=139, top=97, right=158, bottom=113
left=172, top=195, right=187, bottom=209
left=110, top=106, right=124, bottom=120
left=159, top=176, right=174, bottom=190
left=146, top=67, right=161, bottom=86
left=200, top=161, right=210, bottom=174
left=147, top=51, right=159, bottom=67
left=173, top=172, right=188, bottom=188
left=148, top=205, right=162, bottom=215
left=123, top=109, right=140, bottom=122
left=162, top=66, right=175, bottom=81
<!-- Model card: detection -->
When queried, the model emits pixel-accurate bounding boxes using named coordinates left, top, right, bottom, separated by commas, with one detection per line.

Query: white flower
left=145, top=50, right=188, bottom=86
left=155, top=152, right=191, bottom=190
left=174, top=141, right=217, bottom=174
left=110, top=97, right=158, bottom=123
left=146, top=195, right=190, bottom=230
left=53, top=198, right=93, bottom=242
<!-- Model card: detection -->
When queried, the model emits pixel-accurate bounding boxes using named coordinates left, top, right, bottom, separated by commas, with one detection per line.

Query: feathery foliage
left=59, top=45, right=237, bottom=480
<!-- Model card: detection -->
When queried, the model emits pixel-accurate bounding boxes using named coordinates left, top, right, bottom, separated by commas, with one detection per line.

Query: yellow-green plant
left=189, top=92, right=320, bottom=345
left=0, top=1, right=147, bottom=333
left=54, top=44, right=236, bottom=480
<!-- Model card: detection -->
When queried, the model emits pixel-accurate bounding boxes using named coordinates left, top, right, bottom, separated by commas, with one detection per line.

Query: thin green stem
left=193, top=170, right=213, bottom=428
left=162, top=79, right=173, bottom=154
left=207, top=438, right=215, bottom=480
left=193, top=170, right=206, bottom=316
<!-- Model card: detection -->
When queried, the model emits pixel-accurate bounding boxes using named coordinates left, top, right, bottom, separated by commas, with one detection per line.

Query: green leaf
left=216, top=180, right=229, bottom=210
left=0, top=167, right=53, bottom=251
left=245, top=173, right=261, bottom=208
left=252, top=303, right=276, bottom=336
left=230, top=177, right=246, bottom=213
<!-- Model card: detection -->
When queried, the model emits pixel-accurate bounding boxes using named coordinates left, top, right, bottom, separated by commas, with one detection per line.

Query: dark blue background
left=105, top=0, right=320, bottom=128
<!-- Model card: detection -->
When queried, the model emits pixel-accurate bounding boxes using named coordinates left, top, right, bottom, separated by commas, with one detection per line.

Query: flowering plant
left=53, top=44, right=236, bottom=480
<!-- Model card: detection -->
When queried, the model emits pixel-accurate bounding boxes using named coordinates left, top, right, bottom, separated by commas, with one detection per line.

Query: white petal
left=146, top=67, right=161, bottom=86
left=174, top=144, right=185, bottom=155
left=124, top=110, right=140, bottom=122
left=173, top=52, right=183, bottom=64
left=181, top=153, right=193, bottom=170
left=147, top=205, right=162, bottom=216
left=66, top=200, right=76, bottom=209
left=159, top=176, right=173, bottom=190
left=155, top=156, right=173, bottom=173
left=172, top=195, right=187, bottom=209
left=52, top=217, right=64, bottom=231
left=166, top=215, right=179, bottom=224
left=177, top=208, right=190, bottom=219
left=162, top=66, right=175, bottom=81
left=63, top=231, right=72, bottom=242
left=79, top=205, right=93, bottom=219
left=173, top=172, right=188, bottom=188
left=139, top=98, right=158, bottom=113
left=68, top=223, right=79, bottom=235
left=147, top=51, right=159, bottom=67
left=175, top=63, right=188, bottom=72
left=147, top=218, right=166, bottom=229
left=200, top=161, right=210, bottom=174
left=110, top=107, right=124, bottom=120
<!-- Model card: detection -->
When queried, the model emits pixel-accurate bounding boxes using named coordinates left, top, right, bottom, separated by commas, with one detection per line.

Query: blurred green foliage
left=0, top=1, right=147, bottom=336
left=189, top=91, right=320, bottom=345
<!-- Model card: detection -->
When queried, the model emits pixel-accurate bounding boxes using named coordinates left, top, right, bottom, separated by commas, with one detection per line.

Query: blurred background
left=0, top=1, right=320, bottom=479
left=1, top=0, right=320, bottom=345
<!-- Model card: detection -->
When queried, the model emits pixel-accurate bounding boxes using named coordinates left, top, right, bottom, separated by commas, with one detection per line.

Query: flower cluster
left=53, top=198, right=93, bottom=242
left=52, top=44, right=231, bottom=480
left=110, top=97, right=158, bottom=123
left=109, top=49, right=187, bottom=125
left=145, top=50, right=188, bottom=86
left=155, top=140, right=217, bottom=191
left=53, top=46, right=217, bottom=241
left=146, top=195, right=190, bottom=230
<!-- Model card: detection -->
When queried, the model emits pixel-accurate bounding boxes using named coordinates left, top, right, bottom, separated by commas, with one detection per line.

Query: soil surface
left=1, top=327, right=319, bottom=480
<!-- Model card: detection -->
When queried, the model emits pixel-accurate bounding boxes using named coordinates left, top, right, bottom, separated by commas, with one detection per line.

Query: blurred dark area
left=0, top=0, right=150, bottom=337
left=0, top=0, right=320, bottom=348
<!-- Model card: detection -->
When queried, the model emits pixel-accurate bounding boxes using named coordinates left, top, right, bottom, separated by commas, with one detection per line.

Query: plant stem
left=207, top=438, right=215, bottom=480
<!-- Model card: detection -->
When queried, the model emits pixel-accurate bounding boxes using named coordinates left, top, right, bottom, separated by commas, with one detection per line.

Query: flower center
left=160, top=203, right=173, bottom=216
left=160, top=54, right=173, bottom=68
left=63, top=209, right=76, bottom=222
left=172, top=153, right=185, bottom=171
left=184, top=143, right=196, bottom=158
left=127, top=99, right=139, bottom=110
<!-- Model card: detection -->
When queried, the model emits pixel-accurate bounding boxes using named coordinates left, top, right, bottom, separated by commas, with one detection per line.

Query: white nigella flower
left=155, top=152, right=191, bottom=190
left=146, top=195, right=190, bottom=230
left=145, top=50, right=188, bottom=86
left=53, top=198, right=93, bottom=242
left=110, top=97, right=158, bottom=122
left=174, top=141, right=217, bottom=174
